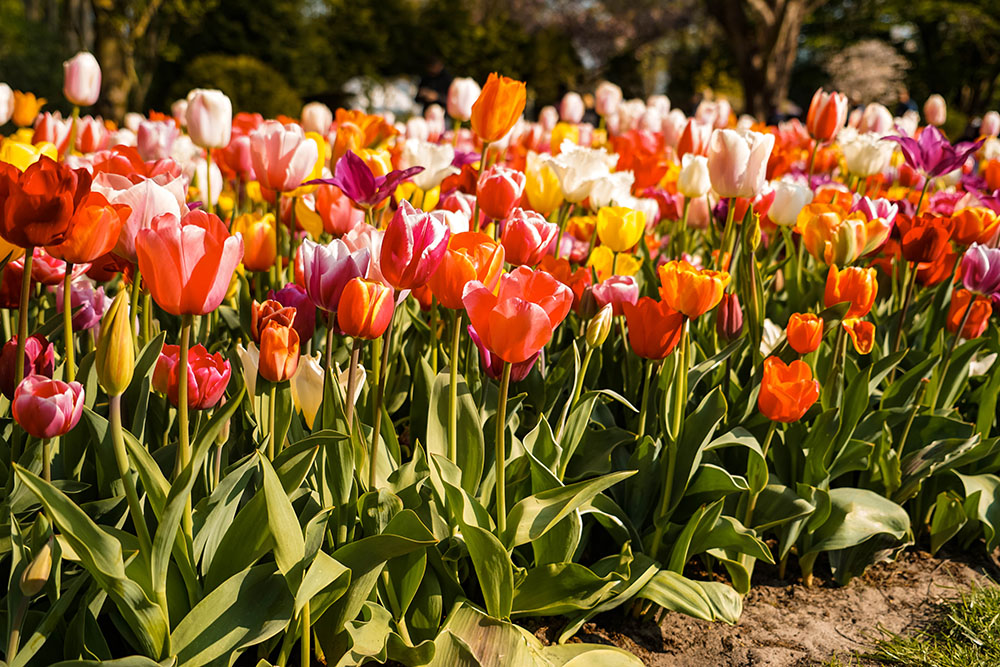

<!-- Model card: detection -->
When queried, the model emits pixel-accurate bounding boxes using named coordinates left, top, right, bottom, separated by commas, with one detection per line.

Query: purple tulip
left=55, top=278, right=111, bottom=331
left=884, top=126, right=983, bottom=178
left=468, top=325, right=537, bottom=382
left=300, top=238, right=371, bottom=313
left=268, top=283, right=317, bottom=343
left=962, top=243, right=1000, bottom=296
left=307, top=150, right=423, bottom=209
left=0, top=334, right=55, bottom=399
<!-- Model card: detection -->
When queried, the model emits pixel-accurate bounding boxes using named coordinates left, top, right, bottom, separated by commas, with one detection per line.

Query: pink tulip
left=447, top=78, right=481, bottom=122
left=924, top=94, right=947, bottom=127
left=676, top=118, right=712, bottom=157
left=343, top=223, right=387, bottom=286
left=591, top=275, right=639, bottom=316
left=250, top=120, right=319, bottom=193
left=63, top=52, right=101, bottom=107
left=859, top=103, right=893, bottom=135
left=137, top=120, right=180, bottom=161
left=707, top=128, right=774, bottom=198
left=0, top=335, right=54, bottom=399
left=560, top=92, right=585, bottom=123
left=300, top=238, right=370, bottom=313
left=110, top=177, right=185, bottom=263
left=74, top=115, right=108, bottom=154
left=501, top=208, right=558, bottom=266
left=595, top=81, right=623, bottom=118
left=12, top=375, right=84, bottom=439
left=32, top=112, right=72, bottom=154
left=538, top=106, right=559, bottom=132
left=301, top=102, right=333, bottom=135
left=185, top=89, right=232, bottom=149
left=380, top=200, right=451, bottom=290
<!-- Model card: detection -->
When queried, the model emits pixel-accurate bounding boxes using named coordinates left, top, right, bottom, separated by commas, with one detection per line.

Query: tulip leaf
left=170, top=563, right=293, bottom=667
left=48, top=659, right=169, bottom=667
left=426, top=369, right=484, bottom=495
left=124, top=332, right=166, bottom=439
left=929, top=491, right=967, bottom=554
left=294, top=550, right=350, bottom=619
left=954, top=472, right=1000, bottom=550
left=511, top=562, right=621, bottom=617
left=635, top=569, right=742, bottom=624
left=13, top=465, right=168, bottom=659
left=258, top=451, right=305, bottom=581
left=9, top=568, right=90, bottom=667
left=805, top=488, right=911, bottom=555
left=750, top=484, right=816, bottom=532
left=541, top=644, right=644, bottom=667
left=462, top=523, right=514, bottom=619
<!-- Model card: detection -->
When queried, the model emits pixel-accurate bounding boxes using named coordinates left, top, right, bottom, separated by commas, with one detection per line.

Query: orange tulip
left=470, top=73, right=527, bottom=143
left=46, top=193, right=129, bottom=264
left=758, top=356, right=820, bottom=423
left=231, top=212, right=277, bottom=272
left=622, top=297, right=685, bottom=360
left=428, top=231, right=504, bottom=310
left=786, top=313, right=823, bottom=354
left=258, top=320, right=300, bottom=382
left=824, top=265, right=877, bottom=319
left=337, top=277, right=394, bottom=340
left=657, top=260, right=730, bottom=318
left=946, top=289, right=992, bottom=339
left=12, top=91, right=45, bottom=128
left=842, top=319, right=875, bottom=354
left=251, top=299, right=296, bottom=343
left=951, top=207, right=999, bottom=246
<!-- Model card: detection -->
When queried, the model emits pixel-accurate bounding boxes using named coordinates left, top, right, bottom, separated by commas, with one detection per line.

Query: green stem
left=42, top=437, right=51, bottom=482
left=554, top=201, right=571, bottom=259
left=370, top=309, right=394, bottom=490
left=130, top=270, right=142, bottom=350
left=430, top=297, right=439, bottom=374
left=268, top=384, right=277, bottom=460
left=471, top=142, right=490, bottom=230
left=806, top=139, right=819, bottom=178
left=177, top=313, right=193, bottom=543
left=677, top=197, right=691, bottom=256
left=718, top=201, right=736, bottom=271
left=345, top=339, right=361, bottom=429
left=572, top=347, right=595, bottom=408
left=824, top=321, right=848, bottom=409
left=14, top=246, right=34, bottom=387
left=636, top=358, right=654, bottom=439
left=5, top=597, right=28, bottom=664
left=891, top=262, right=919, bottom=356
left=448, top=310, right=462, bottom=463
left=142, top=291, right=151, bottom=348
left=495, top=362, right=512, bottom=537
left=62, top=263, right=75, bottom=383
left=669, top=322, right=689, bottom=441
left=300, top=601, right=311, bottom=667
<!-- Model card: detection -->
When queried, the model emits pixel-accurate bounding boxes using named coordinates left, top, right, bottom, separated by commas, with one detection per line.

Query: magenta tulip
left=300, top=238, right=370, bottom=313
left=12, top=375, right=84, bottom=439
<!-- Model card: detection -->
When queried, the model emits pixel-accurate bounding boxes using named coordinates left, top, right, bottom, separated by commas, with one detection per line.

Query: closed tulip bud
left=185, top=88, right=233, bottom=149
left=924, top=94, right=947, bottom=127
left=982, top=111, right=1000, bottom=138
left=716, top=293, right=744, bottom=341
left=586, top=303, right=614, bottom=348
left=595, top=81, right=623, bottom=118
left=96, top=291, right=135, bottom=396
left=470, top=73, right=526, bottom=143
left=578, top=286, right=600, bottom=320
left=677, top=153, right=711, bottom=198
left=0, top=334, right=54, bottom=400
left=538, top=105, right=559, bottom=131
left=842, top=132, right=894, bottom=177
left=769, top=181, right=813, bottom=227
left=447, top=78, right=481, bottom=122
left=301, top=101, right=333, bottom=134
left=961, top=243, right=1000, bottom=296
left=258, top=321, right=300, bottom=383
left=859, top=103, right=893, bottom=135
left=560, top=92, right=585, bottom=123
left=501, top=208, right=558, bottom=266
left=676, top=119, right=712, bottom=158
left=19, top=541, right=52, bottom=597
left=63, top=52, right=101, bottom=107
left=806, top=88, right=848, bottom=141
left=338, top=277, right=394, bottom=340
left=707, top=128, right=774, bottom=199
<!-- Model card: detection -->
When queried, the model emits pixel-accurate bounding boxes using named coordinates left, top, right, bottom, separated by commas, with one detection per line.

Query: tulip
left=952, top=207, right=999, bottom=246
left=258, top=321, right=300, bottom=383
left=591, top=275, right=638, bottom=316
left=0, top=334, right=54, bottom=399
left=658, top=260, right=730, bottom=319
left=185, top=89, right=232, bottom=149
left=897, top=212, right=951, bottom=263
left=63, top=52, right=102, bottom=107
left=961, top=243, right=1000, bottom=296
left=769, top=181, right=813, bottom=227
left=798, top=209, right=863, bottom=265
left=588, top=171, right=634, bottom=210
left=462, top=266, right=573, bottom=364
left=542, top=141, right=618, bottom=204
left=924, top=94, right=947, bottom=127
left=249, top=121, right=320, bottom=193
left=560, top=92, right=585, bottom=123
left=983, top=111, right=1000, bottom=138
left=677, top=153, right=711, bottom=199
left=501, top=208, right=558, bottom=266
left=380, top=200, right=451, bottom=290
left=758, top=357, right=820, bottom=423
left=716, top=292, right=744, bottom=342
left=299, top=237, right=370, bottom=313
left=824, top=265, right=878, bottom=319
left=301, top=101, right=333, bottom=134
left=0, top=138, right=57, bottom=172
left=947, top=289, right=993, bottom=339
left=707, top=128, right=774, bottom=199
left=859, top=103, right=894, bottom=135
left=842, top=132, right=893, bottom=177
left=136, top=209, right=244, bottom=316
left=153, top=344, right=231, bottom=410
left=468, top=325, right=539, bottom=382
left=400, top=139, right=459, bottom=191
left=447, top=78, right=481, bottom=122
left=74, top=115, right=108, bottom=153
left=12, top=91, right=45, bottom=128
left=477, top=164, right=526, bottom=221
left=524, top=153, right=564, bottom=216
left=0, top=83, right=13, bottom=125
left=0, top=156, right=92, bottom=248
left=538, top=255, right=593, bottom=310
left=428, top=232, right=504, bottom=310
left=595, top=206, right=644, bottom=253
left=787, top=313, right=823, bottom=354
left=676, top=119, right=712, bottom=158
left=251, top=299, right=296, bottom=343
left=232, top=212, right=277, bottom=273
left=109, top=177, right=185, bottom=263
left=337, top=277, right=394, bottom=340
left=315, top=184, right=364, bottom=236
left=595, top=81, right=623, bottom=118
left=46, top=192, right=129, bottom=264
left=55, top=277, right=110, bottom=331
left=470, top=73, right=527, bottom=143
left=622, top=297, right=685, bottom=360
left=842, top=319, right=875, bottom=354
left=886, top=125, right=982, bottom=179
left=13, top=375, right=85, bottom=440
left=586, top=303, right=614, bottom=349
left=316, top=150, right=422, bottom=211
left=268, top=283, right=316, bottom=343
left=806, top=88, right=848, bottom=141
left=95, top=290, right=134, bottom=395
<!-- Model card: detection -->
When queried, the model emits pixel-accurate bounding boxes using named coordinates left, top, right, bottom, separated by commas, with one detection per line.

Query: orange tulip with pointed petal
left=470, top=73, right=527, bottom=143
left=428, top=231, right=505, bottom=310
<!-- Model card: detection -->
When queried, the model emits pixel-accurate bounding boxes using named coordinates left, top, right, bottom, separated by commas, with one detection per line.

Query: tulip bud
left=301, top=101, right=333, bottom=134
left=96, top=291, right=135, bottom=396
left=185, top=88, right=233, bottom=149
left=63, top=52, right=102, bottom=107
left=677, top=154, right=711, bottom=198
left=586, top=304, right=614, bottom=348
left=982, top=111, right=1000, bottom=138
left=924, top=94, right=947, bottom=127
left=578, top=286, right=600, bottom=320
left=0, top=83, right=14, bottom=126
left=19, top=541, right=52, bottom=597
left=716, top=293, right=744, bottom=341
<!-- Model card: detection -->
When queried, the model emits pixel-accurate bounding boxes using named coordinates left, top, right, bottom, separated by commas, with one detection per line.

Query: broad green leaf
left=49, top=659, right=169, bottom=667
left=542, top=644, right=643, bottom=666
left=636, top=569, right=742, bottom=624
left=806, top=488, right=911, bottom=554
left=259, top=452, right=305, bottom=580
left=512, top=562, right=621, bottom=617
left=462, top=524, right=513, bottom=619
left=955, top=472, right=1000, bottom=550
left=294, top=550, right=350, bottom=618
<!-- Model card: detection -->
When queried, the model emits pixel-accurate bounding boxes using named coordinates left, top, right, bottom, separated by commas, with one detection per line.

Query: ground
left=529, top=548, right=996, bottom=666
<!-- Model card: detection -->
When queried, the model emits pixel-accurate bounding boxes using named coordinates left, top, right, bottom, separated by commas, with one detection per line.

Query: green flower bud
left=19, top=540, right=52, bottom=597
left=96, top=290, right=135, bottom=396
left=586, top=304, right=614, bottom=349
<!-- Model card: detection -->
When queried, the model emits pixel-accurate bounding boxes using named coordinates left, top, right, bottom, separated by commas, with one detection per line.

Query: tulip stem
left=325, top=311, right=336, bottom=373
left=677, top=197, right=691, bottom=257
left=824, top=321, right=848, bottom=409
left=806, top=140, right=819, bottom=178
left=130, top=271, right=142, bottom=350
left=914, top=178, right=932, bottom=216
left=719, top=201, right=736, bottom=271
left=636, top=358, right=654, bottom=440
left=300, top=601, right=311, bottom=667
left=669, top=321, right=689, bottom=441
left=932, top=296, right=976, bottom=409
left=62, top=264, right=75, bottom=383
left=142, top=292, right=152, bottom=348
left=345, top=339, right=361, bottom=429
left=430, top=297, right=439, bottom=374
left=205, top=148, right=214, bottom=215
left=268, top=384, right=277, bottom=461
left=448, top=310, right=462, bottom=464
left=14, top=246, right=34, bottom=388
left=6, top=596, right=28, bottom=664
left=471, top=142, right=490, bottom=231
left=742, top=420, right=777, bottom=530
left=495, top=361, right=512, bottom=537
left=891, top=262, right=919, bottom=357
left=554, top=201, right=573, bottom=259
left=370, top=310, right=394, bottom=490
left=177, top=313, right=193, bottom=543
left=41, top=438, right=51, bottom=482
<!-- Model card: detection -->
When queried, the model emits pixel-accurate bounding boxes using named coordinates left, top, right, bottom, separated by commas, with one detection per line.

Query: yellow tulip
left=289, top=132, right=328, bottom=197
left=294, top=196, right=324, bottom=240
left=394, top=182, right=440, bottom=211
left=587, top=245, right=641, bottom=281
left=550, top=122, right=580, bottom=155
left=525, top=155, right=564, bottom=217
left=596, top=206, right=645, bottom=252
left=0, top=138, right=57, bottom=171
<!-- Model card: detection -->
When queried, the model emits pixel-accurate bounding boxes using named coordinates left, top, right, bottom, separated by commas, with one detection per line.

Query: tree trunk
left=94, top=5, right=133, bottom=122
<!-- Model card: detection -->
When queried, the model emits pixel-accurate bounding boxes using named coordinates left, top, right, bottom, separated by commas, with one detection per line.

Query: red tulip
left=153, top=344, right=231, bottom=410
left=12, top=375, right=84, bottom=438
left=500, top=208, right=558, bottom=266
left=806, top=88, right=848, bottom=142
left=0, top=156, right=91, bottom=248
left=258, top=321, right=300, bottom=382
left=380, top=200, right=450, bottom=290
left=477, top=164, right=526, bottom=221
left=758, top=356, right=820, bottom=423
left=622, top=297, right=684, bottom=359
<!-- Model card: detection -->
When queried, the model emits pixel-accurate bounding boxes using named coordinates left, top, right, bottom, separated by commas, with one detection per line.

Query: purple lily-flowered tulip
left=268, top=283, right=316, bottom=342
left=55, top=277, right=112, bottom=331
left=468, top=325, right=538, bottom=382
left=306, top=150, right=423, bottom=210
left=884, top=126, right=983, bottom=178
left=379, top=200, right=451, bottom=290
left=300, top=238, right=371, bottom=313
left=962, top=243, right=1000, bottom=296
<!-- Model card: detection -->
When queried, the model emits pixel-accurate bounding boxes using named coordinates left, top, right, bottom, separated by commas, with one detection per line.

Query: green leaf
left=806, top=488, right=912, bottom=554
left=9, top=569, right=89, bottom=667
left=258, top=452, right=305, bottom=581
left=512, top=562, right=621, bottom=617
left=955, top=472, right=1000, bottom=550
left=541, top=644, right=644, bottom=666
left=929, top=491, right=967, bottom=554
left=427, top=370, right=485, bottom=495
left=13, top=466, right=168, bottom=659
left=294, top=550, right=350, bottom=619
left=48, top=659, right=169, bottom=667
left=636, top=569, right=742, bottom=624
left=463, top=524, right=514, bottom=619
left=170, top=564, right=293, bottom=667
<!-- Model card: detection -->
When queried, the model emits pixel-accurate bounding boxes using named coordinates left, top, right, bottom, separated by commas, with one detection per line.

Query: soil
left=529, top=548, right=998, bottom=666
